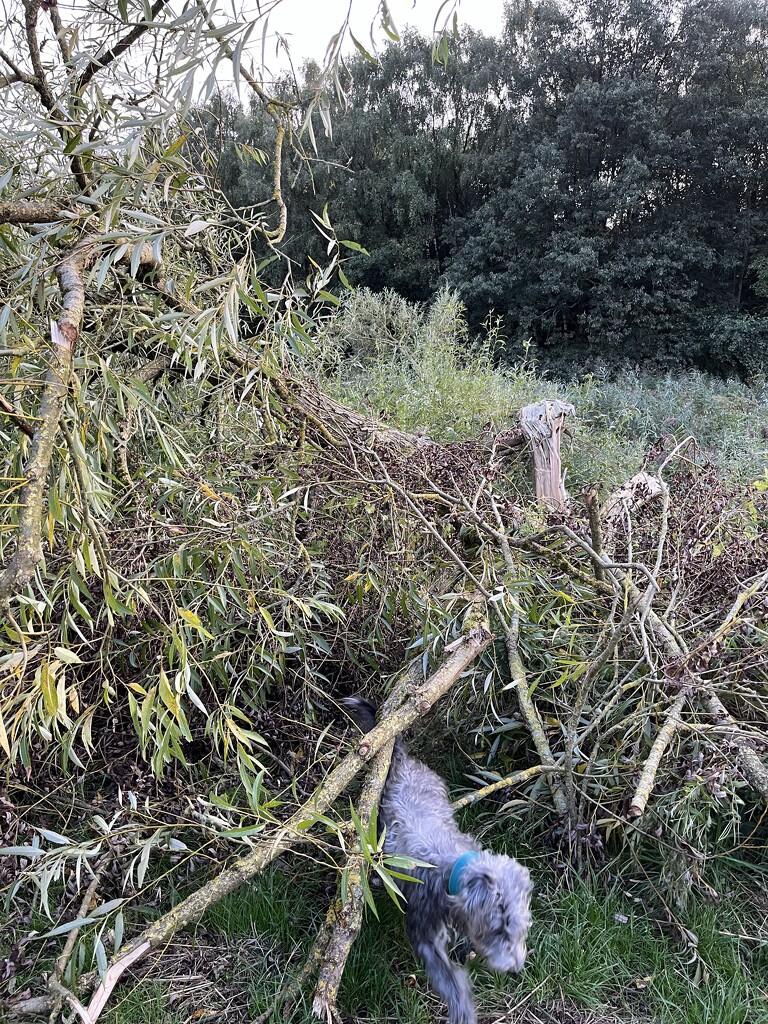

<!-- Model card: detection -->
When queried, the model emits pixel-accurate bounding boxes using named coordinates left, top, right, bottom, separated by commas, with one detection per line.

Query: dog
left=344, top=697, right=532, bottom=1024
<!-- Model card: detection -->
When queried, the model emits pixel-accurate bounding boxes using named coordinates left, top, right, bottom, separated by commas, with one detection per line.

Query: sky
left=259, top=0, right=507, bottom=75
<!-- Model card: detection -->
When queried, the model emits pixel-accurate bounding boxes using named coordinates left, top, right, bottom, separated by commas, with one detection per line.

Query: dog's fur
left=345, top=697, right=532, bottom=1024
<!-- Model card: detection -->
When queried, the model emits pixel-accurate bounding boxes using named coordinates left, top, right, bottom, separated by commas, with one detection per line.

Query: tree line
left=212, top=0, right=768, bottom=376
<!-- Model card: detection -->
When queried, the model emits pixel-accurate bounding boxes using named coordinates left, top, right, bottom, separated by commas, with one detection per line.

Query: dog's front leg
left=409, top=918, right=477, bottom=1024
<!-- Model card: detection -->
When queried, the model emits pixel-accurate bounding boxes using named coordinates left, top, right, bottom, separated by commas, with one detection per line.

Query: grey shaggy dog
left=345, top=697, right=532, bottom=1024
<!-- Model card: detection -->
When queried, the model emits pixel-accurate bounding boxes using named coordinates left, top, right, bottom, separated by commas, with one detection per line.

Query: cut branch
left=627, top=690, right=688, bottom=819
left=502, top=605, right=569, bottom=818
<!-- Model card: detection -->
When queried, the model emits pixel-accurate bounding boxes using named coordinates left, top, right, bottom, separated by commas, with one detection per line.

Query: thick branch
left=0, top=201, right=66, bottom=224
left=311, top=739, right=395, bottom=1021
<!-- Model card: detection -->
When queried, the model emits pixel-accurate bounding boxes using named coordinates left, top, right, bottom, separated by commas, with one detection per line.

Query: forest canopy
left=217, top=0, right=768, bottom=375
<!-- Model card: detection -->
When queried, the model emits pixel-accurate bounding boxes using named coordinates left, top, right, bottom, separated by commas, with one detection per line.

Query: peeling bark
left=518, top=399, right=574, bottom=509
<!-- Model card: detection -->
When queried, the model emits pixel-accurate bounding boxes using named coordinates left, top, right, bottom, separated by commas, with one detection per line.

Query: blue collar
left=447, top=851, right=480, bottom=895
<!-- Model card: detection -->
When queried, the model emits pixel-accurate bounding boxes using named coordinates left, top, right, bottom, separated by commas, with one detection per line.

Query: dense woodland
left=0, top=1, right=767, bottom=1023
left=214, top=0, right=768, bottom=374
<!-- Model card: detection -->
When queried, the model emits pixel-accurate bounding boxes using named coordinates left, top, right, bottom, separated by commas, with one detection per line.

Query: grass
left=181, top=854, right=768, bottom=1024
left=100, top=982, right=187, bottom=1024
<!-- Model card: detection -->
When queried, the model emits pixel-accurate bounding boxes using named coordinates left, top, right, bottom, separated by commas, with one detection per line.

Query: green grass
left=100, top=982, right=187, bottom=1024
left=188, top=858, right=768, bottom=1024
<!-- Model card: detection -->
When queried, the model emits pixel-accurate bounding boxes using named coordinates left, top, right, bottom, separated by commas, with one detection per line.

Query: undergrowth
left=311, top=288, right=768, bottom=488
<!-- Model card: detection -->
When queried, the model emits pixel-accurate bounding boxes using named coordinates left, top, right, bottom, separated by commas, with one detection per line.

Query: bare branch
left=627, top=690, right=688, bottom=819
left=451, top=764, right=559, bottom=811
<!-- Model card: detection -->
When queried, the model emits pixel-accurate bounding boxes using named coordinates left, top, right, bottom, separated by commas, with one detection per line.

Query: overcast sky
left=260, top=0, right=507, bottom=75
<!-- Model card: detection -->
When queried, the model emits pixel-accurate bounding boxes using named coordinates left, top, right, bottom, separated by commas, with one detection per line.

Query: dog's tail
left=343, top=696, right=406, bottom=760
left=342, top=695, right=378, bottom=732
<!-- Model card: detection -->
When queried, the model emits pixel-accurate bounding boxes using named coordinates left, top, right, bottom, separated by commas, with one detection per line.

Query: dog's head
left=451, top=852, right=532, bottom=973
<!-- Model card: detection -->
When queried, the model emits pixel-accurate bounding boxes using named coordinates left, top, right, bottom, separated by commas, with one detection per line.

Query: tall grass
left=310, top=288, right=768, bottom=488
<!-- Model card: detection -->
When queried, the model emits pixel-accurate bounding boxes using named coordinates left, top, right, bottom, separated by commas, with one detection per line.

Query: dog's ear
left=459, top=868, right=497, bottom=912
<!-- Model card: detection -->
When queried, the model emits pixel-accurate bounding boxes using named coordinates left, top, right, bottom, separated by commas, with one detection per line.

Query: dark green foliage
left=219, top=0, right=768, bottom=375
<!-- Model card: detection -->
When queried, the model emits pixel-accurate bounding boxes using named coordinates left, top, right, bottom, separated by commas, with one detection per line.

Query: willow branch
left=45, top=0, right=71, bottom=63
left=451, top=764, right=559, bottom=811
left=22, top=0, right=90, bottom=192
left=75, top=0, right=169, bottom=91
left=487, top=492, right=568, bottom=817
left=627, top=690, right=688, bottom=819
left=0, top=46, right=36, bottom=84
left=0, top=201, right=68, bottom=224
left=311, top=739, right=395, bottom=1022
left=0, top=395, right=35, bottom=439
left=704, top=694, right=768, bottom=803
left=202, top=4, right=290, bottom=243
left=47, top=862, right=108, bottom=1024
left=0, top=239, right=160, bottom=612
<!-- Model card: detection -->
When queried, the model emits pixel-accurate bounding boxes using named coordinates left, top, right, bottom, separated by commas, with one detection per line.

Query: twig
left=47, top=863, right=108, bottom=1024
left=582, top=486, right=605, bottom=581
left=451, top=764, right=558, bottom=811
left=486, top=492, right=569, bottom=817
left=202, top=4, right=291, bottom=243
left=0, top=394, right=35, bottom=438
